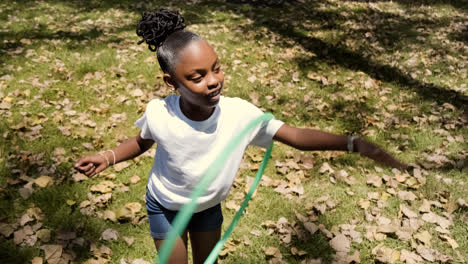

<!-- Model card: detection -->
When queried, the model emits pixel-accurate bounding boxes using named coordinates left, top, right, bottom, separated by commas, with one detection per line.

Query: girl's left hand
left=74, top=154, right=109, bottom=177
left=355, top=137, right=409, bottom=171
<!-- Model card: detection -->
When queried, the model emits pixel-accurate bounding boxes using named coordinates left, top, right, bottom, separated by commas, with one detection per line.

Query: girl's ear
left=163, top=73, right=177, bottom=90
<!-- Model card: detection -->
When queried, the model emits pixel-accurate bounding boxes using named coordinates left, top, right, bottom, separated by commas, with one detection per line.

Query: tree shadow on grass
left=1, top=0, right=466, bottom=262
left=224, top=2, right=468, bottom=111
left=286, top=233, right=335, bottom=263
left=0, top=238, right=38, bottom=264
left=0, top=1, right=154, bottom=262
left=448, top=26, right=468, bottom=44
left=0, top=23, right=136, bottom=76
left=0, top=152, right=146, bottom=263
left=348, top=0, right=468, bottom=11
left=4, top=0, right=466, bottom=114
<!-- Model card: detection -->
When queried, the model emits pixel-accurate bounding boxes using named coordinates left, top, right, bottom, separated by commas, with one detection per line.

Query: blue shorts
left=145, top=192, right=223, bottom=239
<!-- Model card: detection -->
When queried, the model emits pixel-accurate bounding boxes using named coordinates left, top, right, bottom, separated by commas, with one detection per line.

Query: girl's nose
left=206, top=72, right=219, bottom=89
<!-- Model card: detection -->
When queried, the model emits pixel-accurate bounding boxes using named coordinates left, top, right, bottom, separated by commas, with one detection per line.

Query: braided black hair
left=136, top=8, right=202, bottom=74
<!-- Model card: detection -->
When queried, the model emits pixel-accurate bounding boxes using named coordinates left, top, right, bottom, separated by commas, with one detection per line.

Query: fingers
left=74, top=155, right=107, bottom=176
left=74, top=157, right=93, bottom=170
left=93, top=163, right=107, bottom=176
left=74, top=162, right=96, bottom=176
left=74, top=159, right=86, bottom=170
left=356, top=142, right=407, bottom=170
left=81, top=163, right=94, bottom=171
left=85, top=164, right=96, bottom=176
left=358, top=140, right=412, bottom=171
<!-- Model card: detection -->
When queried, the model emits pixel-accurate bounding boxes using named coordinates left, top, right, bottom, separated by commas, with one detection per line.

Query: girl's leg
left=153, top=231, right=189, bottom=264
left=189, top=227, right=222, bottom=264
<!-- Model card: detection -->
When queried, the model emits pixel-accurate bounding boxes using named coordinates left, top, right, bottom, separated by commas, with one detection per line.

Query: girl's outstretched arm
left=273, top=124, right=409, bottom=170
left=74, top=134, right=154, bottom=177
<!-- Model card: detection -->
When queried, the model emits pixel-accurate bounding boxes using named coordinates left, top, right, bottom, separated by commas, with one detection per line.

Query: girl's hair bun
left=136, top=8, right=186, bottom=52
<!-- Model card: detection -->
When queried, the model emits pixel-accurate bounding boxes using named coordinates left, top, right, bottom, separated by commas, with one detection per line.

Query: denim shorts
left=145, top=192, right=223, bottom=239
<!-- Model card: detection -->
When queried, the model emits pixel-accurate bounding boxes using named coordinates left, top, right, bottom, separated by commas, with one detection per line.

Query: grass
left=0, top=0, right=467, bottom=263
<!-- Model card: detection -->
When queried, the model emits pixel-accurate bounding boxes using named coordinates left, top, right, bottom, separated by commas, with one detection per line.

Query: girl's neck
left=179, top=97, right=215, bottom=121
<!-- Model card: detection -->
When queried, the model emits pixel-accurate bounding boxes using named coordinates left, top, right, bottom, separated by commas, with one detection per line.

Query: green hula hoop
left=156, top=113, right=275, bottom=264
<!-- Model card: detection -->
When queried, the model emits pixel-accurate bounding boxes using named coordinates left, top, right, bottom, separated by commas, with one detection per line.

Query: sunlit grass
left=0, top=0, right=466, bottom=263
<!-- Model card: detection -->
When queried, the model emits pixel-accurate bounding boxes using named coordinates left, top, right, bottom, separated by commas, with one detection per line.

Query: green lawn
left=0, top=0, right=467, bottom=263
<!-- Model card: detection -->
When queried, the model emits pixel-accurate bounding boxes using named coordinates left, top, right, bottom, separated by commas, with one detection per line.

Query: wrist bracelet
left=105, top=150, right=116, bottom=165
left=98, top=152, right=110, bottom=166
left=347, top=135, right=360, bottom=152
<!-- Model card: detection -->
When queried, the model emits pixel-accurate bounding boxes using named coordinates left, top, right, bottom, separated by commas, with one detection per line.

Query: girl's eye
left=214, top=66, right=221, bottom=73
left=191, top=76, right=203, bottom=82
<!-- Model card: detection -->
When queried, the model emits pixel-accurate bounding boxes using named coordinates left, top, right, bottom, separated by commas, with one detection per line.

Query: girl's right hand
left=74, top=154, right=108, bottom=177
left=355, top=138, right=410, bottom=171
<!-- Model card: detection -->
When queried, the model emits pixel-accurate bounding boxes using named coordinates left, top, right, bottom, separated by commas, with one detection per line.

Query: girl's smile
left=164, top=40, right=224, bottom=121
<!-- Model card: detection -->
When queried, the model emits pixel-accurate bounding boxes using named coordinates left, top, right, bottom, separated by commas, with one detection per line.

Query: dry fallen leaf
left=457, top=198, right=467, bottom=208
left=90, top=243, right=113, bottom=260
left=90, top=181, right=116, bottom=194
left=303, top=221, right=318, bottom=235
left=372, top=243, right=400, bottom=263
left=123, top=236, right=135, bottom=246
left=20, top=213, right=34, bottom=226
left=27, top=207, right=44, bottom=221
left=131, top=259, right=151, bottom=264
left=400, top=249, right=424, bottom=264
left=13, top=228, right=28, bottom=245
left=225, top=200, right=240, bottom=211
left=367, top=174, right=382, bottom=187
left=329, top=234, right=350, bottom=253
left=92, top=193, right=112, bottom=207
left=244, top=176, right=258, bottom=197
left=440, top=234, right=459, bottom=249
left=414, top=230, right=432, bottom=246
left=264, top=246, right=282, bottom=259
left=101, top=228, right=119, bottom=241
left=0, top=223, right=14, bottom=237
left=415, top=245, right=436, bottom=262
left=130, top=175, right=140, bottom=184
left=291, top=247, right=307, bottom=256
left=34, top=176, right=54, bottom=188
left=103, top=210, right=117, bottom=222
left=250, top=230, right=261, bottom=236
left=395, top=226, right=414, bottom=241
left=113, top=161, right=131, bottom=172
left=83, top=257, right=109, bottom=264
left=36, top=229, right=51, bottom=242
left=421, top=212, right=452, bottom=229
left=116, top=202, right=142, bottom=221
left=332, top=170, right=356, bottom=185
left=397, top=191, right=417, bottom=201
left=40, top=244, right=63, bottom=264
left=319, top=162, right=334, bottom=174
left=19, top=182, right=34, bottom=199
left=72, top=172, right=88, bottom=182
left=400, top=205, right=418, bottom=219
left=418, top=199, right=432, bottom=213
left=31, top=256, right=43, bottom=264
left=340, top=224, right=362, bottom=243
left=80, top=200, right=91, bottom=208
left=359, top=199, right=371, bottom=210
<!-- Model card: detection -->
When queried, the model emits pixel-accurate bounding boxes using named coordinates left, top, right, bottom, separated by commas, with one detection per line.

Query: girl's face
left=167, top=40, right=224, bottom=108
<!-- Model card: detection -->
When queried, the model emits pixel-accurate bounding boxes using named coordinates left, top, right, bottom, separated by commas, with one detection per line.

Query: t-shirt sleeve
left=250, top=118, right=284, bottom=148
left=244, top=100, right=284, bottom=148
left=134, top=111, right=154, bottom=140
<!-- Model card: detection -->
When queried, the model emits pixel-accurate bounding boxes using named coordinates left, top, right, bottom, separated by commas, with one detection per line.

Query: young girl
left=74, top=8, right=408, bottom=264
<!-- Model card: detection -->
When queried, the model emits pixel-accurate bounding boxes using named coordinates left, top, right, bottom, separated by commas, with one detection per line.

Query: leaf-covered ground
left=0, top=0, right=467, bottom=263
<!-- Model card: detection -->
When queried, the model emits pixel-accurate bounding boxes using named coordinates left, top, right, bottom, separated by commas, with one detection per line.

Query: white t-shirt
left=135, top=94, right=284, bottom=212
